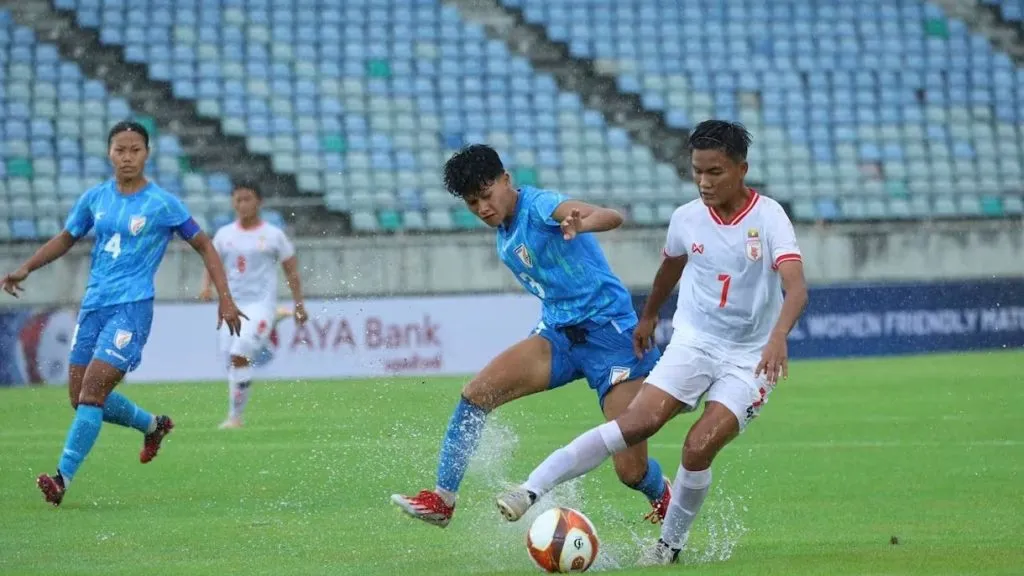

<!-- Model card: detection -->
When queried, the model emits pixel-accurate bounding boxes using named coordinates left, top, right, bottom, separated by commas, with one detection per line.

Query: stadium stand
left=0, top=9, right=287, bottom=240
left=4, top=0, right=1024, bottom=238
left=57, top=0, right=687, bottom=232
left=504, top=0, right=1024, bottom=221
left=982, top=0, right=1023, bottom=23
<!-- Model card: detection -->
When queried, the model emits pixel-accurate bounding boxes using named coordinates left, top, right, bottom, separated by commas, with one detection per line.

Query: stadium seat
left=9, top=1, right=1022, bottom=229
left=55, top=0, right=684, bottom=231
left=0, top=12, right=237, bottom=231
left=503, top=0, right=1024, bottom=220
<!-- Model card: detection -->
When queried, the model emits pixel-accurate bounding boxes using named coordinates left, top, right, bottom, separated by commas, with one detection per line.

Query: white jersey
left=212, top=221, right=295, bottom=305
left=663, top=191, right=801, bottom=364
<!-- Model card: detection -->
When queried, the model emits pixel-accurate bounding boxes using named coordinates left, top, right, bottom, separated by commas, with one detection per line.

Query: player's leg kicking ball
left=496, top=120, right=809, bottom=565
left=391, top=144, right=673, bottom=528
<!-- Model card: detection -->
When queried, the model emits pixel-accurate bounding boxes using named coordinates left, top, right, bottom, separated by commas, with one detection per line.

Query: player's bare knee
left=461, top=377, right=506, bottom=411
left=682, top=427, right=726, bottom=470
left=230, top=354, right=250, bottom=368
left=617, top=410, right=666, bottom=446
left=77, top=385, right=106, bottom=407
left=682, top=447, right=714, bottom=471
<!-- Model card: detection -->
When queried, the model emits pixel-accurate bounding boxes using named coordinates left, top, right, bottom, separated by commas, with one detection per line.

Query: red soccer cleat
left=140, top=415, right=174, bottom=464
left=37, top=473, right=65, bottom=507
left=390, top=489, right=455, bottom=528
left=644, top=476, right=673, bottom=524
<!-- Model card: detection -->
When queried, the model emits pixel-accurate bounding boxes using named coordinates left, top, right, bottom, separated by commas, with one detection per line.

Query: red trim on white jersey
left=772, top=253, right=803, bottom=270
left=708, top=189, right=760, bottom=226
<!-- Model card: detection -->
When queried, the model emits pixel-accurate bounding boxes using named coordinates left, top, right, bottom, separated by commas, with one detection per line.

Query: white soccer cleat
left=637, top=538, right=681, bottom=566
left=495, top=486, right=535, bottom=522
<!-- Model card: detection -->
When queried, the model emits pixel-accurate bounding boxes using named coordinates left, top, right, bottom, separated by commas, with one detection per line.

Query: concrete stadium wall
left=1, top=219, right=1021, bottom=306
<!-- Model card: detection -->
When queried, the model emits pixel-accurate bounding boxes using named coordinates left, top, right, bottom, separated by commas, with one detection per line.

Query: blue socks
left=632, top=457, right=667, bottom=501
left=58, top=404, right=104, bottom=484
left=102, top=392, right=154, bottom=433
left=436, top=396, right=488, bottom=494
left=432, top=396, right=663, bottom=505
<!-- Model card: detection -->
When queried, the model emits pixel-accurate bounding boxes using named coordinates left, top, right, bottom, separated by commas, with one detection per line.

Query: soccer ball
left=526, top=507, right=599, bottom=573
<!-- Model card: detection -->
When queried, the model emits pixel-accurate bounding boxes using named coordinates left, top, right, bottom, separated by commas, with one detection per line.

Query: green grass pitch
left=1, top=351, right=1022, bottom=575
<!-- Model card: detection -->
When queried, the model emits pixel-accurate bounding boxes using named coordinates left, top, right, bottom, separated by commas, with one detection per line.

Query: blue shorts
left=68, top=299, right=154, bottom=373
left=537, top=318, right=661, bottom=407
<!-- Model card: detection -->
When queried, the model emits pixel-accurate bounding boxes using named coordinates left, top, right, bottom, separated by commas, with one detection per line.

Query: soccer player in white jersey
left=494, top=120, right=809, bottom=565
left=200, top=182, right=308, bottom=428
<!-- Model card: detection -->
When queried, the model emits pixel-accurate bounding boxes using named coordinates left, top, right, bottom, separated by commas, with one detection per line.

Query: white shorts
left=219, top=301, right=276, bottom=361
left=646, top=340, right=773, bottom=431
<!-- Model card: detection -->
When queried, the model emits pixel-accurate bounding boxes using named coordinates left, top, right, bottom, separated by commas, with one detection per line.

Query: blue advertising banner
left=633, top=278, right=1024, bottom=359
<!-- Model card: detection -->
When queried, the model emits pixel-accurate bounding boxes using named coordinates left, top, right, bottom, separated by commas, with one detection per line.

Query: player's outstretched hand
left=560, top=208, right=584, bottom=240
left=217, top=297, right=249, bottom=336
left=1, top=267, right=29, bottom=298
left=755, top=335, right=788, bottom=386
left=633, top=315, right=657, bottom=358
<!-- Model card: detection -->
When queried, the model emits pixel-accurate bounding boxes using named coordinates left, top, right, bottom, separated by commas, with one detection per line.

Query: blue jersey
left=65, top=180, right=200, bottom=311
left=497, top=186, right=637, bottom=329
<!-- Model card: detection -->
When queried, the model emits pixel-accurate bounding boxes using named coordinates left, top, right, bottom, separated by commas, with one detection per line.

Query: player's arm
left=756, top=205, right=808, bottom=383
left=765, top=206, right=808, bottom=341
left=640, top=252, right=687, bottom=322
left=184, top=231, right=247, bottom=335
left=166, top=194, right=246, bottom=335
left=281, top=257, right=307, bottom=323
left=186, top=232, right=232, bottom=302
left=2, top=190, right=93, bottom=296
left=769, top=260, right=808, bottom=342
left=199, top=270, right=214, bottom=300
left=1, top=231, right=79, bottom=296
left=551, top=200, right=624, bottom=235
left=198, top=231, right=222, bottom=301
left=276, top=231, right=307, bottom=323
left=633, top=213, right=688, bottom=356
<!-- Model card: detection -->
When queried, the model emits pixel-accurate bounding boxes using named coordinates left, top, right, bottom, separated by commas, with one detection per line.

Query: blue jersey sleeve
left=162, top=194, right=200, bottom=240
left=64, top=191, right=94, bottom=238
left=530, top=189, right=570, bottom=227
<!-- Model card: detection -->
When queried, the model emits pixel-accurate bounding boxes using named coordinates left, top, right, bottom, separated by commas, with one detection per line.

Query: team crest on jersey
left=610, top=366, right=631, bottom=386
left=745, top=228, right=762, bottom=262
left=114, top=329, right=133, bottom=350
left=514, top=244, right=533, bottom=268
left=129, top=215, right=147, bottom=236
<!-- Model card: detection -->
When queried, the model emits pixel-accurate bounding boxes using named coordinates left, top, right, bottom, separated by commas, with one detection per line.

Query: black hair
left=688, top=120, right=752, bottom=163
left=232, top=179, right=263, bottom=200
left=107, top=120, right=150, bottom=149
left=443, top=144, right=505, bottom=199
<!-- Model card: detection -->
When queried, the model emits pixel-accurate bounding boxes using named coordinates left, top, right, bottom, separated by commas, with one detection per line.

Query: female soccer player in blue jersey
left=1, top=121, right=246, bottom=506
left=391, top=144, right=671, bottom=527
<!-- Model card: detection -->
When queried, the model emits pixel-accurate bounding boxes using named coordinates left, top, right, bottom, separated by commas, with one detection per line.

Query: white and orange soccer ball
left=525, top=507, right=599, bottom=573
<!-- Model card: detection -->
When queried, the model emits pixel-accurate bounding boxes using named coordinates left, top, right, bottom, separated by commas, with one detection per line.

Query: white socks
left=228, top=365, right=254, bottom=420
left=523, top=421, right=627, bottom=497
left=661, top=465, right=712, bottom=549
